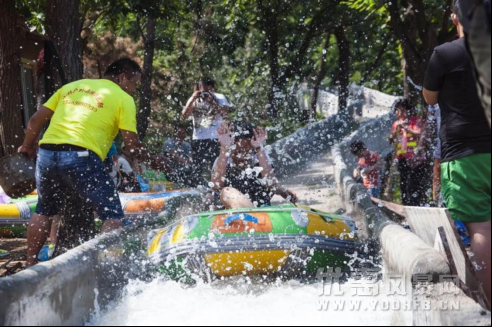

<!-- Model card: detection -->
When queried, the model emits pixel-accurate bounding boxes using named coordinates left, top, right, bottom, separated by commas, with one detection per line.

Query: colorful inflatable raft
left=0, top=190, right=190, bottom=226
left=147, top=205, right=360, bottom=281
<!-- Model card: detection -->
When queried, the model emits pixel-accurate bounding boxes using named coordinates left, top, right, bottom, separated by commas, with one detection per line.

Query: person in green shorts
left=424, top=0, right=492, bottom=304
left=441, top=155, right=491, bottom=224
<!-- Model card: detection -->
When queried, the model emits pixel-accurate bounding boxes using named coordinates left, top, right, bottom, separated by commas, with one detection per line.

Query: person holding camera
left=182, top=78, right=234, bottom=186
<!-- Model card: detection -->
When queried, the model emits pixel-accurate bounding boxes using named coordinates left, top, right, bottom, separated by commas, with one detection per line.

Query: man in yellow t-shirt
left=39, top=76, right=139, bottom=161
left=18, top=58, right=155, bottom=267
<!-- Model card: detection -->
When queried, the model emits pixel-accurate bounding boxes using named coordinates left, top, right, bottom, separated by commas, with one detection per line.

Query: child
left=350, top=141, right=382, bottom=198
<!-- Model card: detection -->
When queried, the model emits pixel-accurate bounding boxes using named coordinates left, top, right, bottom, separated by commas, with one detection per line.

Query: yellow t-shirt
left=40, top=79, right=137, bottom=160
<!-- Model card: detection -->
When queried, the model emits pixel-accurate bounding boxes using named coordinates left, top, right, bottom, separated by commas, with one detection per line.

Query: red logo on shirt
left=63, top=88, right=104, bottom=112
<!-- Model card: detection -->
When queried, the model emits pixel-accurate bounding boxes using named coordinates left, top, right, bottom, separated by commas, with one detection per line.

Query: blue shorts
left=35, top=148, right=124, bottom=221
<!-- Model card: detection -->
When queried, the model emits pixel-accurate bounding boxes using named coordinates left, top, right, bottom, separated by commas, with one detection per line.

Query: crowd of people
left=349, top=1, right=491, bottom=304
left=18, top=60, right=298, bottom=268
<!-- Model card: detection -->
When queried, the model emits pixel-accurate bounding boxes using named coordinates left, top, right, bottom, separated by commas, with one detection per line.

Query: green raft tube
left=148, top=205, right=361, bottom=281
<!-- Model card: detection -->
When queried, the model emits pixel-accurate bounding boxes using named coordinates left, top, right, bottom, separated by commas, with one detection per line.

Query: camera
left=199, top=91, right=213, bottom=100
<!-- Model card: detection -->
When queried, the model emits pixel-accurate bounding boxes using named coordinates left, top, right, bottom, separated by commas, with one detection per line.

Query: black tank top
left=225, top=164, right=274, bottom=207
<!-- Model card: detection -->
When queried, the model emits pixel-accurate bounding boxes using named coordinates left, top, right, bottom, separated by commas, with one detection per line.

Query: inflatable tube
left=0, top=190, right=190, bottom=225
left=120, top=190, right=188, bottom=216
left=148, top=205, right=360, bottom=281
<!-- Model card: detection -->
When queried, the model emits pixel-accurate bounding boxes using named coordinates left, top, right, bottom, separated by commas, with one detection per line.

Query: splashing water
left=87, top=278, right=411, bottom=326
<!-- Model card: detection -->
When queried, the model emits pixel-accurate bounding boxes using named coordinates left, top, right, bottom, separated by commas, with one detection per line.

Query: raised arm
left=18, top=107, right=55, bottom=158
left=182, top=92, right=200, bottom=119
left=211, top=123, right=233, bottom=191
left=252, top=128, right=298, bottom=205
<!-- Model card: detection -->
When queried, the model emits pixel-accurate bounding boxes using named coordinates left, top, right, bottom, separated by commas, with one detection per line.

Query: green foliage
left=16, top=0, right=407, bottom=146
left=16, top=0, right=45, bottom=33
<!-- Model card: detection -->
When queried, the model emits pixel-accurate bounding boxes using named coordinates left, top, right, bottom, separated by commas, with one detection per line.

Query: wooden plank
left=434, top=227, right=475, bottom=299
left=443, top=211, right=480, bottom=292
left=437, top=227, right=459, bottom=277
left=435, top=228, right=491, bottom=310
left=404, top=207, right=468, bottom=284
left=371, top=197, right=406, bottom=217
left=407, top=207, right=491, bottom=310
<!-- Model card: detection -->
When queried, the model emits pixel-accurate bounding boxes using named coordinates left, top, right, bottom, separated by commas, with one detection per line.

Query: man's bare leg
left=26, top=214, right=52, bottom=268
left=466, top=221, right=491, bottom=304
left=50, top=215, right=61, bottom=245
left=220, top=187, right=255, bottom=209
left=101, top=219, right=124, bottom=234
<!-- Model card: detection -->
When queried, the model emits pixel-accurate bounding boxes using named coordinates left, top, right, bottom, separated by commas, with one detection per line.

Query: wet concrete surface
left=272, top=152, right=344, bottom=213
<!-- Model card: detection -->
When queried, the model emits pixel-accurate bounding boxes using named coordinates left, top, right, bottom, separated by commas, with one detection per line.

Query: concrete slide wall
left=279, top=85, right=395, bottom=178
left=271, top=109, right=360, bottom=178
left=0, top=231, right=128, bottom=325
left=0, top=192, right=203, bottom=326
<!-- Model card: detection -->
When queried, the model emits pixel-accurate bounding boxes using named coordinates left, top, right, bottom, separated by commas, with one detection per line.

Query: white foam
left=88, top=278, right=411, bottom=326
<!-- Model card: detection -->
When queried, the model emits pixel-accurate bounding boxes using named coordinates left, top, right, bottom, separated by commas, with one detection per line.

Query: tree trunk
left=0, top=0, right=26, bottom=158
left=265, top=17, right=282, bottom=119
left=283, top=0, right=343, bottom=82
left=335, top=26, right=350, bottom=114
left=195, top=0, right=204, bottom=21
left=45, top=0, right=95, bottom=256
left=137, top=16, right=157, bottom=141
left=310, top=31, right=332, bottom=120
left=361, top=41, right=389, bottom=84
left=387, top=0, right=445, bottom=105
left=401, top=43, right=427, bottom=106
left=46, top=0, right=84, bottom=82
left=259, top=0, right=283, bottom=119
